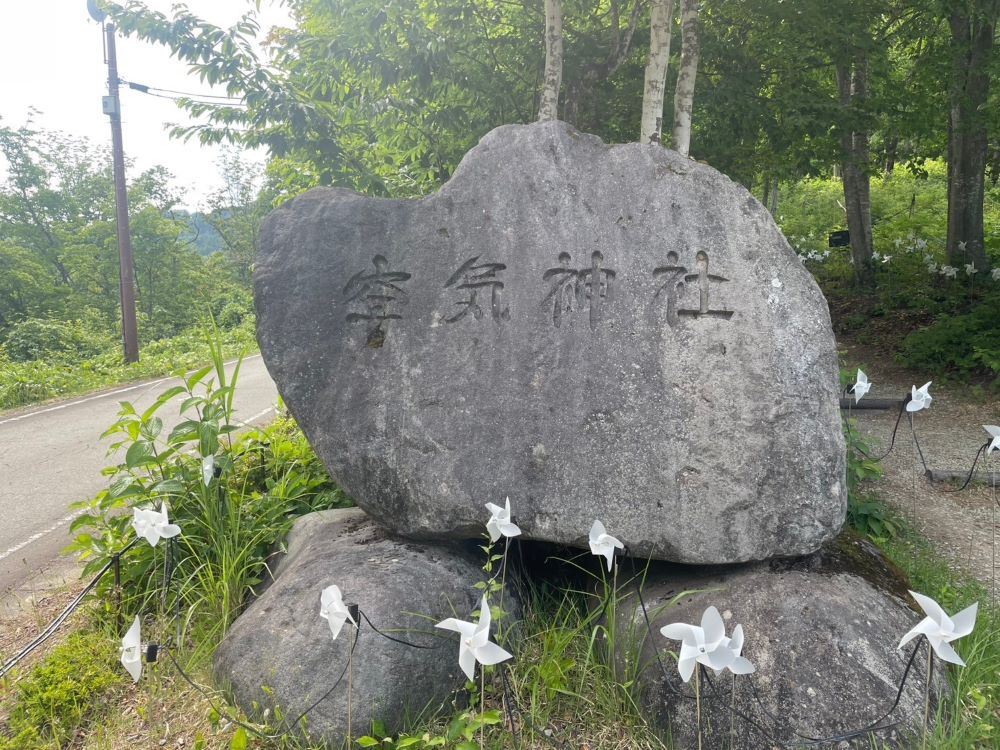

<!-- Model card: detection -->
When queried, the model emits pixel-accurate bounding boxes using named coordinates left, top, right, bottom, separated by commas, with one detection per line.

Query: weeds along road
left=0, top=354, right=278, bottom=596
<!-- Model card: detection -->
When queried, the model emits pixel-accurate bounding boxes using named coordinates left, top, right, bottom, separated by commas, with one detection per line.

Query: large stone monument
left=255, top=120, right=846, bottom=564
left=219, top=122, right=946, bottom=749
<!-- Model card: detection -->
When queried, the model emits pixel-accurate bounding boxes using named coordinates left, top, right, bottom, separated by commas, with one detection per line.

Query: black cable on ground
left=910, top=415, right=932, bottom=474
left=0, top=537, right=141, bottom=679
left=745, top=636, right=921, bottom=746
left=941, top=442, right=991, bottom=493
left=870, top=397, right=910, bottom=462
left=626, top=555, right=927, bottom=748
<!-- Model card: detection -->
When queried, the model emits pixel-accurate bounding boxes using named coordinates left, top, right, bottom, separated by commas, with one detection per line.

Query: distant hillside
left=171, top=210, right=224, bottom=256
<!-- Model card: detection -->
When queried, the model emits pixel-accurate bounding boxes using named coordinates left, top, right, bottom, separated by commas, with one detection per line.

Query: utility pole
left=102, top=21, right=140, bottom=363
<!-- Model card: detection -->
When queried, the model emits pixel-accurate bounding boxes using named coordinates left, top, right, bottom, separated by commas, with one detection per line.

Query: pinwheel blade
left=475, top=641, right=513, bottom=666
left=930, top=638, right=965, bottom=667
left=435, top=618, right=477, bottom=638
left=701, top=606, right=725, bottom=645
left=950, top=602, right=978, bottom=638
left=910, top=591, right=948, bottom=627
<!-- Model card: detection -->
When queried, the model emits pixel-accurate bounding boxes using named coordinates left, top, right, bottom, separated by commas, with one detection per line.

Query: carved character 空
left=343, top=254, right=412, bottom=347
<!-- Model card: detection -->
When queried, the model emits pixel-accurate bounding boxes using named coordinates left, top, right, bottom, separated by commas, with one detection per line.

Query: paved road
left=0, top=354, right=278, bottom=595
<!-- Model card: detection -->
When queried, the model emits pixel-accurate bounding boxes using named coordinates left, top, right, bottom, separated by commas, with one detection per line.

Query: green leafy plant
left=65, top=331, right=349, bottom=646
left=842, top=401, right=896, bottom=541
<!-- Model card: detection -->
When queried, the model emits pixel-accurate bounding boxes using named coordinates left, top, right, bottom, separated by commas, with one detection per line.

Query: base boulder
left=620, top=533, right=950, bottom=749
left=214, top=508, right=516, bottom=745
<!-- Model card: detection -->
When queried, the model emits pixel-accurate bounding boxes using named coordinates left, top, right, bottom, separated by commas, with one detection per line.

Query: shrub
left=897, top=290, right=1000, bottom=382
left=2, top=318, right=113, bottom=363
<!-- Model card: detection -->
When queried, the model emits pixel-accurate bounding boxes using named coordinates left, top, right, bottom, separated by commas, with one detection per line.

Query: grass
left=0, top=630, right=124, bottom=749
left=0, top=320, right=258, bottom=412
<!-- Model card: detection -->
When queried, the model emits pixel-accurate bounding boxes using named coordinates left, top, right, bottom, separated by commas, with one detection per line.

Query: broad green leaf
left=186, top=365, right=214, bottom=390
left=125, top=440, right=155, bottom=470
left=229, top=727, right=248, bottom=750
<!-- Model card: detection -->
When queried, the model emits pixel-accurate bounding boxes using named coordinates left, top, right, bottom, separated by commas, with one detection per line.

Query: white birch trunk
left=538, top=0, right=563, bottom=121
left=640, top=0, right=675, bottom=143
left=671, top=0, right=701, bottom=156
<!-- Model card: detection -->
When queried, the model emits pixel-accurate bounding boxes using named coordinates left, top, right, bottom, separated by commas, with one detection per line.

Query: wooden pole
left=104, top=23, right=139, bottom=363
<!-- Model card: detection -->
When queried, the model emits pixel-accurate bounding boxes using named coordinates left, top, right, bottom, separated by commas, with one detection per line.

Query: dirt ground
left=0, top=557, right=85, bottom=671
left=842, top=341, right=1000, bottom=600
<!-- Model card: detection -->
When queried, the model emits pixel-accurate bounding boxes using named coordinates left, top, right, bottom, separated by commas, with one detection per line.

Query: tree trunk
left=640, top=0, right=675, bottom=144
left=837, top=56, right=874, bottom=287
left=946, top=4, right=996, bottom=271
left=564, top=0, right=644, bottom=128
left=760, top=175, right=771, bottom=205
left=671, top=0, right=701, bottom=156
left=884, top=134, right=899, bottom=178
left=768, top=177, right=779, bottom=215
left=538, top=0, right=563, bottom=121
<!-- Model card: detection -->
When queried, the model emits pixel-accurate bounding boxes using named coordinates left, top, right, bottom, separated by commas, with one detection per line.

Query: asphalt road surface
left=0, top=354, right=278, bottom=596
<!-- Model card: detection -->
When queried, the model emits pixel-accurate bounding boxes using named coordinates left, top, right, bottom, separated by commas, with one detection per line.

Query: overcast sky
left=0, top=0, right=293, bottom=209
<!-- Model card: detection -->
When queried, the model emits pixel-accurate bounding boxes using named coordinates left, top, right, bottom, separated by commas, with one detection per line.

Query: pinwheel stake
left=922, top=645, right=933, bottom=750
left=694, top=665, right=703, bottom=750
left=661, top=606, right=754, bottom=750
left=346, top=602, right=359, bottom=747
left=436, top=594, right=513, bottom=750
left=905, top=382, right=932, bottom=518
left=319, top=585, right=359, bottom=746
left=485, top=498, right=521, bottom=628
left=987, top=427, right=1000, bottom=608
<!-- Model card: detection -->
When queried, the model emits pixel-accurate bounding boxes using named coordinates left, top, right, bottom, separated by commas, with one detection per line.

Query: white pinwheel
left=661, top=606, right=736, bottom=682
left=965, top=263, right=978, bottom=276
left=906, top=382, right=933, bottom=412
left=485, top=497, right=522, bottom=543
left=898, top=590, right=977, bottom=666
left=201, top=454, right=215, bottom=486
left=589, top=519, right=625, bottom=572
left=131, top=503, right=181, bottom=547
left=940, top=265, right=958, bottom=278
left=120, top=615, right=143, bottom=682
left=319, top=584, right=356, bottom=641
left=984, top=425, right=1000, bottom=454
left=992, top=268, right=1000, bottom=281
left=435, top=595, right=513, bottom=681
left=852, top=369, right=871, bottom=403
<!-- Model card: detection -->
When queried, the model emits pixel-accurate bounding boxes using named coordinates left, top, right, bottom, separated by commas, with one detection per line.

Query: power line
left=120, top=79, right=248, bottom=107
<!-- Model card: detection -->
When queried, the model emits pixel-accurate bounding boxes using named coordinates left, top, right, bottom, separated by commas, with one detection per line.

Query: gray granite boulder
left=214, top=508, right=517, bottom=745
left=619, top=533, right=950, bottom=748
left=255, top=120, right=845, bottom=564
